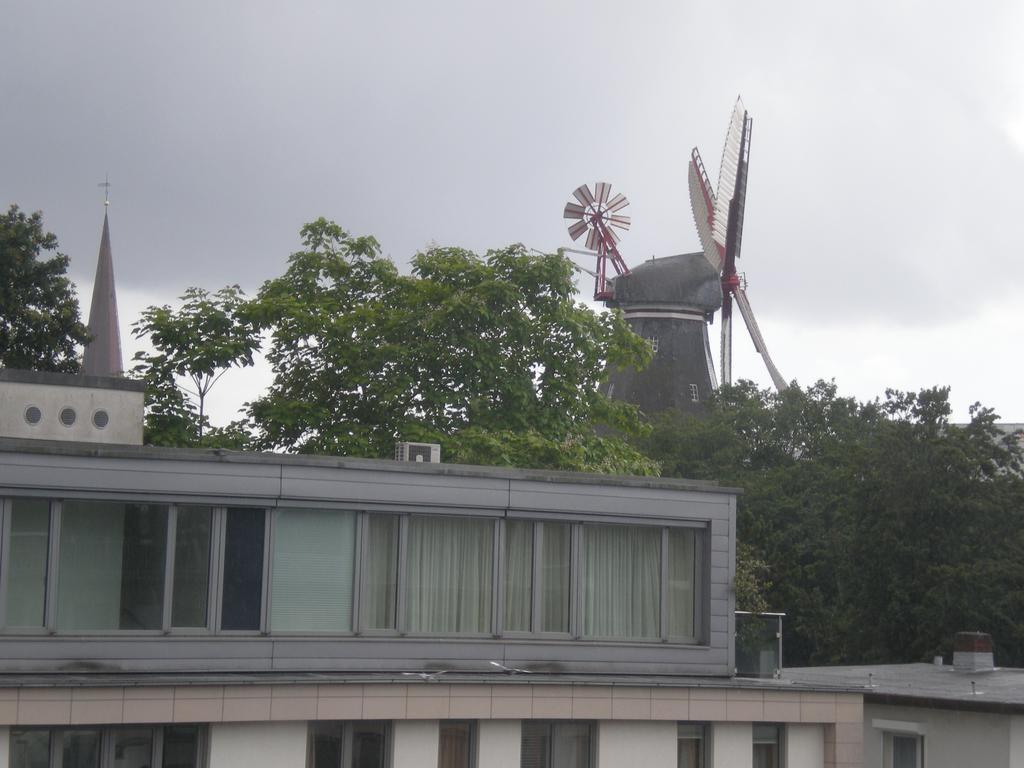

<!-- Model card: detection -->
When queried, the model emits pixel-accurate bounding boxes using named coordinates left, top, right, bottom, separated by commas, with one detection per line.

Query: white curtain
left=503, top=520, right=533, bottom=631
left=582, top=524, right=660, bottom=638
left=7, top=499, right=49, bottom=627
left=270, top=508, right=355, bottom=632
left=539, top=522, right=570, bottom=633
left=406, top=516, right=493, bottom=633
left=363, top=515, right=399, bottom=629
left=668, top=528, right=696, bottom=638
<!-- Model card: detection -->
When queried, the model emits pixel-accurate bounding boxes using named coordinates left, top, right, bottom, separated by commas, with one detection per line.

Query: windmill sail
left=734, top=287, right=788, bottom=391
left=712, top=98, right=747, bottom=252
left=688, top=149, right=722, bottom=270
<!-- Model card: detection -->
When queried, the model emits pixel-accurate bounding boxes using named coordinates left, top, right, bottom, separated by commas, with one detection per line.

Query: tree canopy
left=0, top=205, right=88, bottom=372
left=639, top=381, right=1024, bottom=666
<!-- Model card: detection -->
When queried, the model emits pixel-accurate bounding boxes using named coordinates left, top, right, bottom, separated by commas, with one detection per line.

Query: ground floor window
left=9, top=725, right=205, bottom=768
left=521, top=722, right=593, bottom=768
left=752, top=724, right=782, bottom=768
left=883, top=732, right=923, bottom=768
left=307, top=721, right=389, bottom=768
left=438, top=721, right=475, bottom=768
left=677, top=723, right=706, bottom=768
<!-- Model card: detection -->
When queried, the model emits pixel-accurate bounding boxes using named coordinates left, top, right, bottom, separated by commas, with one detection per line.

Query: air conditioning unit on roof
left=395, top=441, right=441, bottom=463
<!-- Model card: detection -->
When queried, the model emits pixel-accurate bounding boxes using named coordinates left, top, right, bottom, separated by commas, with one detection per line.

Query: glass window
left=504, top=520, right=533, bottom=632
left=9, top=729, right=49, bottom=768
left=63, top=729, right=102, bottom=768
left=221, top=507, right=265, bottom=630
left=171, top=506, right=212, bottom=628
left=406, top=517, right=493, bottom=634
left=668, top=528, right=697, bottom=639
left=752, top=725, right=781, bottom=768
left=438, top=722, right=474, bottom=768
left=57, top=502, right=168, bottom=631
left=521, top=722, right=592, bottom=768
left=539, top=522, right=570, bottom=633
left=271, top=509, right=356, bottom=632
left=362, top=515, right=399, bottom=630
left=308, top=722, right=389, bottom=768
left=884, top=733, right=922, bottom=768
left=111, top=728, right=152, bottom=768
left=6, top=499, right=49, bottom=628
left=162, top=725, right=203, bottom=768
left=582, top=524, right=660, bottom=638
left=677, top=724, right=706, bottom=768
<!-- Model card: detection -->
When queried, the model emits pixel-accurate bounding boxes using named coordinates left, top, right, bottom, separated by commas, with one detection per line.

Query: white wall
left=597, top=721, right=676, bottom=768
left=865, top=703, right=1009, bottom=768
left=712, top=722, right=752, bottom=768
left=478, top=720, right=521, bottom=768
left=0, top=726, right=8, bottom=768
left=0, top=380, right=143, bottom=444
left=1009, top=716, right=1024, bottom=768
left=786, top=724, right=824, bottom=768
left=208, top=722, right=307, bottom=768
left=393, top=720, right=439, bottom=768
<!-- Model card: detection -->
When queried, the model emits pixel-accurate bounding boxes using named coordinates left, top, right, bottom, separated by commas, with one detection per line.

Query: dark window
left=521, top=722, right=592, bottom=768
left=677, top=724, right=706, bottom=768
left=163, top=725, right=203, bottom=768
left=23, top=406, right=41, bottom=425
left=5, top=499, right=50, bottom=628
left=92, top=410, right=109, bottom=429
left=307, top=722, right=389, bottom=768
left=171, top=506, right=212, bottom=628
left=220, top=507, right=266, bottom=630
left=752, top=725, right=781, bottom=768
left=9, top=727, right=203, bottom=768
left=439, top=721, right=474, bottom=768
left=59, top=407, right=76, bottom=427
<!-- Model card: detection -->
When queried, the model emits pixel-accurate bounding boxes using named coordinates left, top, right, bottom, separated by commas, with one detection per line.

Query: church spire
left=82, top=187, right=123, bottom=377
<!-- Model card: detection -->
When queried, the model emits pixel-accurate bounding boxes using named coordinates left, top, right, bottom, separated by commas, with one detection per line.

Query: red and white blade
left=688, top=150, right=722, bottom=271
left=595, top=182, right=611, bottom=205
left=585, top=226, right=601, bottom=251
left=573, top=184, right=595, bottom=207
left=609, top=214, right=631, bottom=231
left=563, top=202, right=586, bottom=220
left=567, top=220, right=589, bottom=241
left=607, top=193, right=629, bottom=213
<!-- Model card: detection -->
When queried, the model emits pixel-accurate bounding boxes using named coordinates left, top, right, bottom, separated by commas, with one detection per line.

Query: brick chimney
left=953, top=631, right=995, bottom=672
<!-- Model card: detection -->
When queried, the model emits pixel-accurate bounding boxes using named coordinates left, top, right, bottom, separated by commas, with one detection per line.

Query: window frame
left=9, top=724, right=208, bottom=768
left=520, top=720, right=595, bottom=768
left=438, top=720, right=477, bottom=768
left=306, top=720, right=391, bottom=768
left=676, top=723, right=708, bottom=768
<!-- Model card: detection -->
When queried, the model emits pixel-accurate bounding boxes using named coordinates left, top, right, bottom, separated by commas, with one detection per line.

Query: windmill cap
left=608, top=252, right=722, bottom=312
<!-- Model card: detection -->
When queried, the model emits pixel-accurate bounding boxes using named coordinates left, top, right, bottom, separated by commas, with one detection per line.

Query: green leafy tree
left=131, top=286, right=260, bottom=446
left=0, top=205, right=89, bottom=372
left=640, top=381, right=1024, bottom=666
left=246, top=218, right=655, bottom=473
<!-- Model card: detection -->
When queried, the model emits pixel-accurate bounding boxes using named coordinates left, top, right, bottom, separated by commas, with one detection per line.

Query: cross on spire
left=98, top=175, right=111, bottom=206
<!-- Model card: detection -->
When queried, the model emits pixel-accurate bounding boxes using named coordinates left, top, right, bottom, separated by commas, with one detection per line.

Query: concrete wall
left=392, top=720, right=439, bottom=768
left=207, top=721, right=307, bottom=768
left=597, top=720, right=675, bottom=768
left=865, top=702, right=1009, bottom=768
left=0, top=726, right=8, bottom=768
left=787, top=724, right=824, bottom=768
left=0, top=380, right=142, bottom=444
left=712, top=722, right=752, bottom=768
left=478, top=720, right=520, bottom=768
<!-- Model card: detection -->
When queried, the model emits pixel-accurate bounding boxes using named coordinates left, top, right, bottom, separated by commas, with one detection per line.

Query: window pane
left=407, top=517, right=493, bottom=634
left=57, top=502, right=168, bottom=631
left=668, top=529, right=696, bottom=638
left=582, top=525, right=660, bottom=638
left=752, top=726, right=780, bottom=768
left=363, top=515, right=399, bottom=630
left=539, top=522, right=570, bottom=633
left=112, top=728, right=153, bottom=768
left=551, top=723, right=591, bottom=768
left=10, top=729, right=49, bottom=768
left=438, top=722, right=473, bottom=768
left=6, top=499, right=49, bottom=627
left=521, top=723, right=548, bottom=768
left=892, top=735, right=919, bottom=768
left=163, top=725, right=202, bottom=768
left=221, top=507, right=266, bottom=630
left=352, top=722, right=389, bottom=768
left=271, top=509, right=355, bottom=632
left=308, top=722, right=343, bottom=768
left=504, top=520, right=533, bottom=632
left=63, top=729, right=101, bottom=768
left=677, top=724, right=705, bottom=768
left=171, top=506, right=212, bottom=628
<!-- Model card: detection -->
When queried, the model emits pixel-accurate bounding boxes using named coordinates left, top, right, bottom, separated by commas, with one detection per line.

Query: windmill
left=562, top=182, right=631, bottom=300
left=688, top=98, right=788, bottom=391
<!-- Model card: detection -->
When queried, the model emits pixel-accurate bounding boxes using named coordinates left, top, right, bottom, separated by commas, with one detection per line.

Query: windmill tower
left=689, top=98, right=787, bottom=391
left=563, top=184, right=722, bottom=415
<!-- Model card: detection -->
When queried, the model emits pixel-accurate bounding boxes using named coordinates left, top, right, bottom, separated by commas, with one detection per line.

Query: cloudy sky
left=4, top=0, right=1023, bottom=423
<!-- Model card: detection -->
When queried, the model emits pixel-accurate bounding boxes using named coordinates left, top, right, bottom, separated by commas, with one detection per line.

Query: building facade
left=0, top=376, right=863, bottom=768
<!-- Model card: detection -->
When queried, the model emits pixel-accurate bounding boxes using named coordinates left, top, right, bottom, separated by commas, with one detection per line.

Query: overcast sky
left=4, top=0, right=1023, bottom=423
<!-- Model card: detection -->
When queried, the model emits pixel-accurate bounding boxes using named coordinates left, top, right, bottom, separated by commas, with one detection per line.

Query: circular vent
left=59, top=407, right=77, bottom=427
left=93, top=409, right=110, bottom=429
left=24, top=406, right=42, bottom=425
